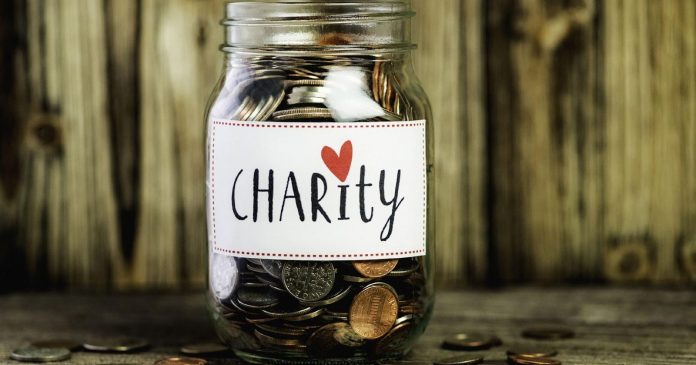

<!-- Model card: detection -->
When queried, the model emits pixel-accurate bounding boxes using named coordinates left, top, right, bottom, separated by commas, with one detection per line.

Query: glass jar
left=205, top=1, right=434, bottom=364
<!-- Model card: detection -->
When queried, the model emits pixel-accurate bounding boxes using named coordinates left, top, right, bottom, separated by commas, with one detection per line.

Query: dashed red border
left=212, top=121, right=424, bottom=129
left=209, top=119, right=427, bottom=260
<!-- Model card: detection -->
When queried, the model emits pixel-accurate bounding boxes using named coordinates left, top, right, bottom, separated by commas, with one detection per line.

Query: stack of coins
left=210, top=256, right=429, bottom=358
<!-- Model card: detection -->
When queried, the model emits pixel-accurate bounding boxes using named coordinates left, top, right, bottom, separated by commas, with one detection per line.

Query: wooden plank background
left=1, top=0, right=695, bottom=290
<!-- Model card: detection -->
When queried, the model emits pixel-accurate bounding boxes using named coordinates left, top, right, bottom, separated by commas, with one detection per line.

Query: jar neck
left=222, top=1, right=414, bottom=55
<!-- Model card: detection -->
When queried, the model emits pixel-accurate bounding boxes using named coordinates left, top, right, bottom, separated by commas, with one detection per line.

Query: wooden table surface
left=0, top=288, right=694, bottom=365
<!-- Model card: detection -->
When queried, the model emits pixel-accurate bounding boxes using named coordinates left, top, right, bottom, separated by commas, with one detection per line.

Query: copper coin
left=441, top=333, right=501, bottom=351
left=352, top=260, right=399, bottom=278
left=374, top=321, right=414, bottom=356
left=307, top=323, right=365, bottom=358
left=506, top=348, right=558, bottom=358
left=154, top=357, right=208, bottom=365
left=349, top=282, right=399, bottom=339
left=509, top=356, right=561, bottom=365
left=521, top=327, right=574, bottom=340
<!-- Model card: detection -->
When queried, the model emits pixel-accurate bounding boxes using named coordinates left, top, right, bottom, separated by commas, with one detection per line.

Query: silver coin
left=83, top=337, right=149, bottom=353
left=236, top=286, right=280, bottom=309
left=210, top=253, right=238, bottom=301
left=281, top=261, right=336, bottom=301
left=299, top=285, right=352, bottom=307
left=10, top=347, right=71, bottom=363
left=259, top=260, right=284, bottom=279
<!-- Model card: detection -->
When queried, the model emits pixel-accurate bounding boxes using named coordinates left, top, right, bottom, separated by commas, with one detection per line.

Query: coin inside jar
left=282, top=261, right=336, bottom=302
left=352, top=259, right=399, bottom=278
left=349, top=282, right=399, bottom=339
left=307, top=322, right=366, bottom=358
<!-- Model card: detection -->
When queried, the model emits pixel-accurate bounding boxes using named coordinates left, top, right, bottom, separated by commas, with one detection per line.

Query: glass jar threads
left=205, top=1, right=434, bottom=364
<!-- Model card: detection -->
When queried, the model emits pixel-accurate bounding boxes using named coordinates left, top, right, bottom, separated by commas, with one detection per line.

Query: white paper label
left=208, top=119, right=426, bottom=260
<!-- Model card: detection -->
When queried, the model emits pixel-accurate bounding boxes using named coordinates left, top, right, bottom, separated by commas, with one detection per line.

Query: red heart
left=321, top=141, right=353, bottom=182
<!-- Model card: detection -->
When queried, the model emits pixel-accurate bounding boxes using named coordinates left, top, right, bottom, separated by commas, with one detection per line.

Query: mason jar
left=205, top=1, right=434, bottom=363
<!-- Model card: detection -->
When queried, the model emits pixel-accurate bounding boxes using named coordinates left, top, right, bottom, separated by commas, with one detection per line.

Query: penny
left=10, top=347, right=71, bottom=363
left=508, top=356, right=561, bottom=365
left=83, top=337, right=149, bottom=353
left=374, top=321, right=413, bottom=356
left=259, top=260, right=284, bottom=279
left=30, top=339, right=82, bottom=351
left=353, top=259, right=399, bottom=278
left=180, top=342, right=229, bottom=355
left=307, top=323, right=365, bottom=358
left=506, top=349, right=558, bottom=358
left=442, top=333, right=501, bottom=351
left=154, top=357, right=208, bottom=365
left=349, top=282, right=399, bottom=339
left=521, top=327, right=574, bottom=340
left=434, top=355, right=485, bottom=365
left=210, top=254, right=238, bottom=301
left=282, top=261, right=336, bottom=301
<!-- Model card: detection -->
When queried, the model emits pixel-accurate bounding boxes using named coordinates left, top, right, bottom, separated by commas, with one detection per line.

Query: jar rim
left=224, top=1, right=414, bottom=25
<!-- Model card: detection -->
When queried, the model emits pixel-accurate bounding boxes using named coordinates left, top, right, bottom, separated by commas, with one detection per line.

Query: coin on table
left=441, top=333, right=501, bottom=351
left=180, top=342, right=229, bottom=355
left=521, top=327, right=574, bottom=340
left=307, top=322, right=365, bottom=358
left=30, top=339, right=82, bottom=351
left=352, top=259, right=399, bottom=278
left=508, top=356, right=561, bottom=365
left=281, top=261, right=336, bottom=301
left=11, top=347, right=71, bottom=363
left=349, top=282, right=399, bottom=339
left=433, top=355, right=484, bottom=365
left=83, top=337, right=149, bottom=352
left=210, top=254, right=239, bottom=301
left=506, top=348, right=558, bottom=358
left=154, top=357, right=208, bottom=365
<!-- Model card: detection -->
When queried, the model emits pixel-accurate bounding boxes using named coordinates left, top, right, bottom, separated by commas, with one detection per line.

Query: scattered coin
left=508, top=356, right=561, bottom=365
left=349, top=282, right=399, bottom=339
left=441, top=333, right=501, bottom=351
left=83, top=337, right=149, bottom=353
left=154, top=357, right=208, bottom=365
left=434, top=355, right=485, bottom=365
left=521, top=327, right=575, bottom=340
left=353, top=259, right=399, bottom=278
left=506, top=348, right=558, bottom=358
left=30, top=339, right=82, bottom=351
left=10, top=347, right=71, bottom=363
left=180, top=342, right=229, bottom=355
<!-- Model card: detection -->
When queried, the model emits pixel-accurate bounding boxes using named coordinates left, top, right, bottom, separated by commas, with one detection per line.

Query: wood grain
left=1, top=289, right=694, bottom=364
left=412, top=0, right=487, bottom=287
left=1, top=0, right=695, bottom=289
